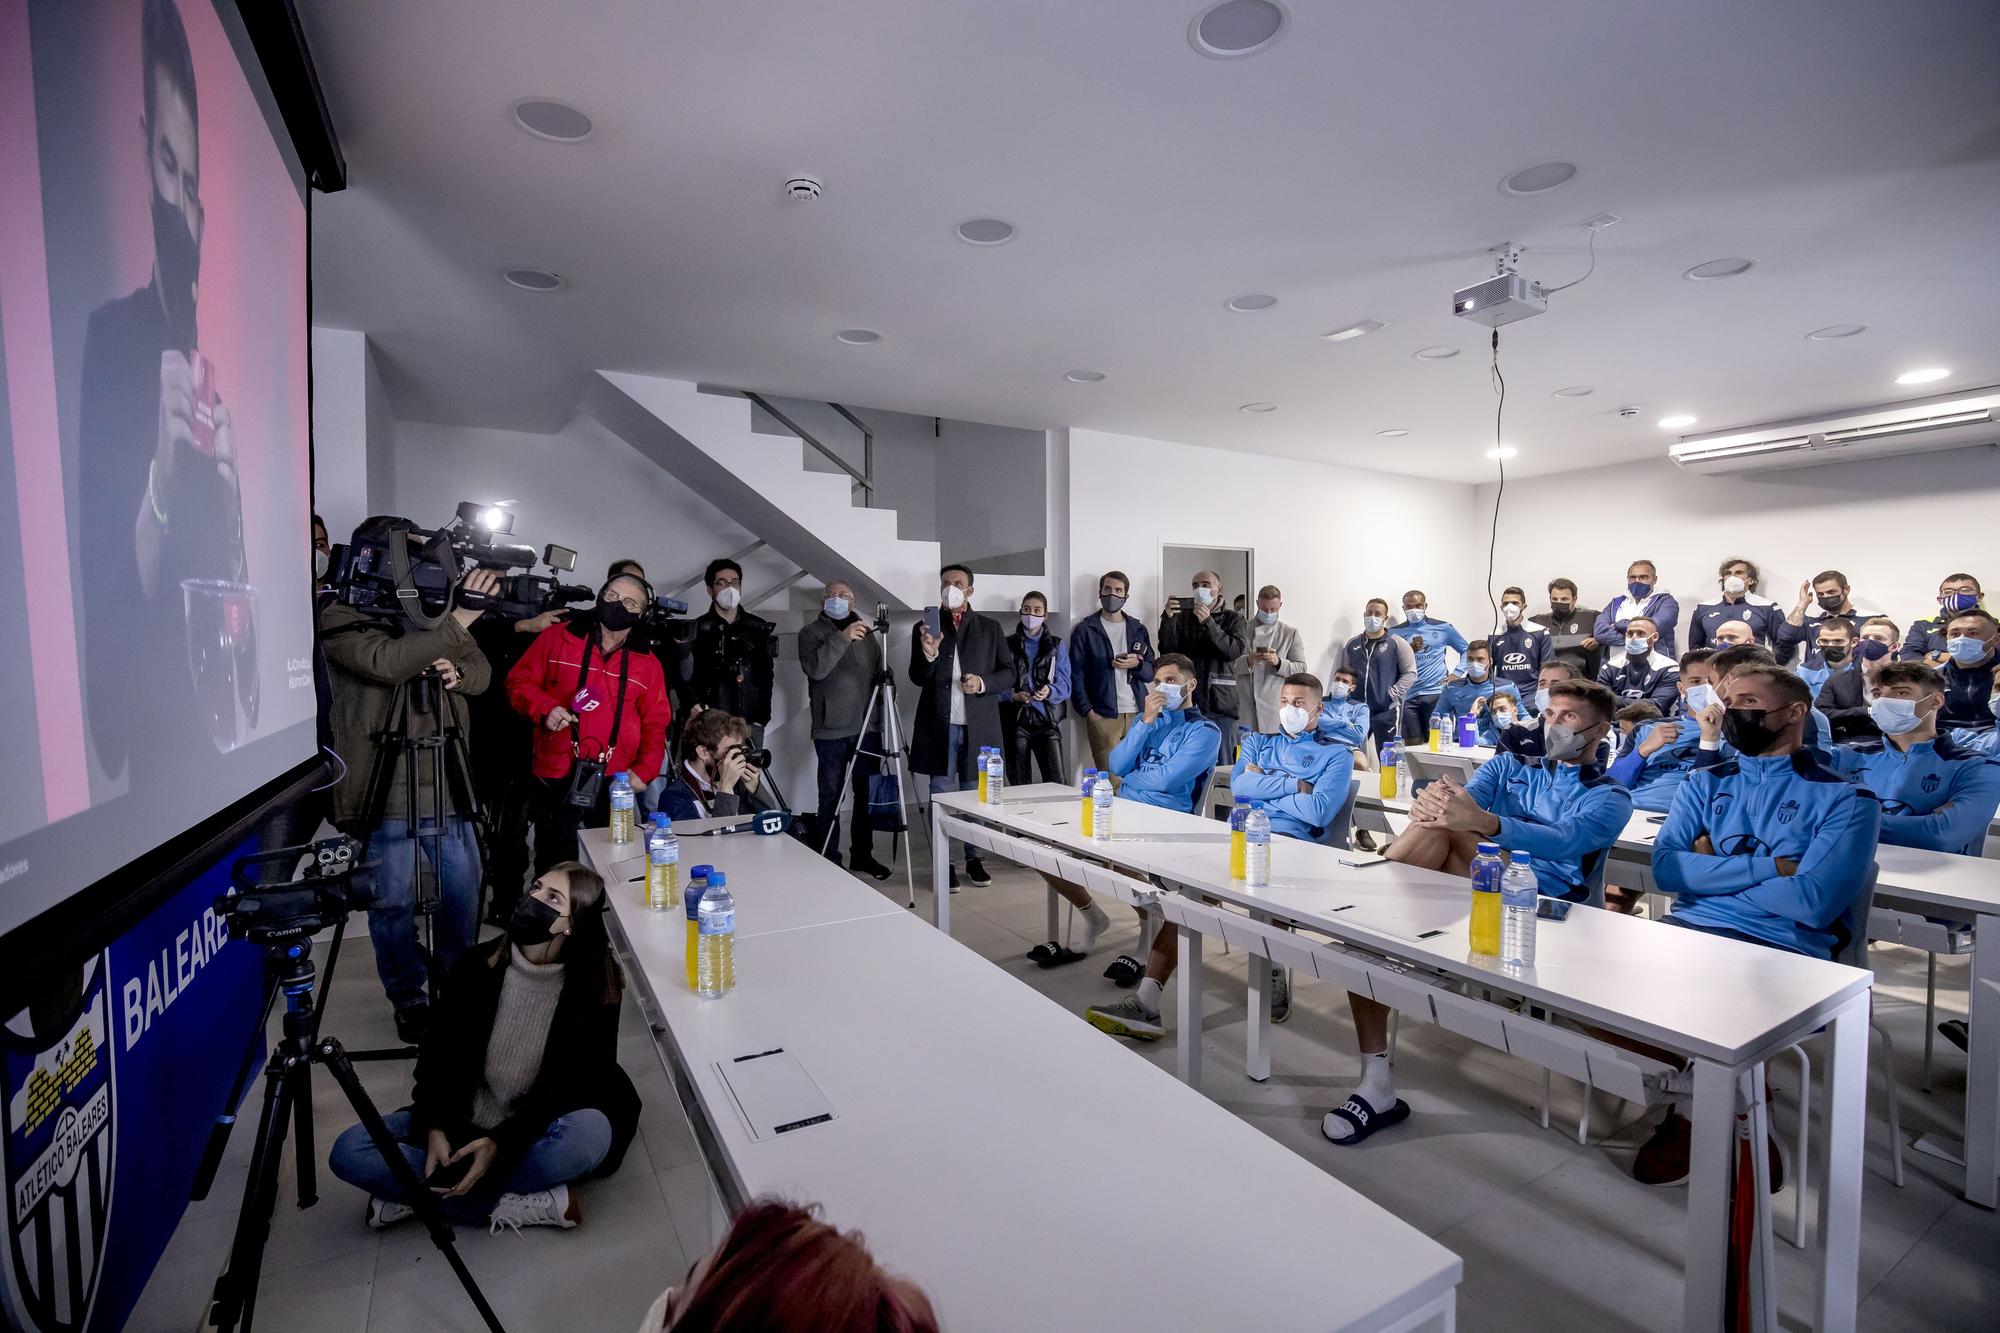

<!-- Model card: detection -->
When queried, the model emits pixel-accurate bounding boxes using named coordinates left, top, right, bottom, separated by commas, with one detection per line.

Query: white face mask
left=1255, top=608, right=1277, bottom=625
left=1194, top=586, right=1215, bottom=606
left=1491, top=710, right=1517, bottom=730
left=1404, top=607, right=1426, bottom=624
left=1466, top=662, right=1489, bottom=681
left=715, top=586, right=741, bottom=610
left=1278, top=704, right=1311, bottom=736
left=1156, top=682, right=1185, bottom=709
left=1869, top=696, right=1924, bottom=736
left=313, top=548, right=330, bottom=580
left=1329, top=682, right=1352, bottom=700
left=1502, top=603, right=1523, bottom=623
left=1534, top=687, right=1552, bottom=713
left=942, top=585, right=967, bottom=610
left=1722, top=575, right=1747, bottom=596
left=1684, top=683, right=1717, bottom=713
left=1363, top=615, right=1385, bottom=633
left=1626, top=636, right=1651, bottom=657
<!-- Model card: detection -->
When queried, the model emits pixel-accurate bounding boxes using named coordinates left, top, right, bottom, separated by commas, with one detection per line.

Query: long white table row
left=579, top=822, right=1462, bottom=1332
left=931, top=785, right=1873, bottom=1333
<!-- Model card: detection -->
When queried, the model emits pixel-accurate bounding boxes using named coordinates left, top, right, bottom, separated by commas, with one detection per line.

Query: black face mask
left=508, top=895, right=562, bottom=947
left=1099, top=594, right=1127, bottom=614
left=1722, top=706, right=1788, bottom=756
left=1821, top=644, right=1850, bottom=664
left=1816, top=593, right=1846, bottom=612
left=596, top=599, right=641, bottom=631
left=1550, top=602, right=1573, bottom=617
left=151, top=187, right=200, bottom=350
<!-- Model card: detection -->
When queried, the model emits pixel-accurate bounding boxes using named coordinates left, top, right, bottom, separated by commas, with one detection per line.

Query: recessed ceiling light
left=511, top=98, right=594, bottom=143
left=1375, top=428, right=1410, bottom=438
left=1683, top=257, right=1756, bottom=281
left=1551, top=385, right=1594, bottom=398
left=1895, top=367, right=1951, bottom=385
left=1064, top=370, right=1106, bottom=383
left=503, top=268, right=565, bottom=292
left=1500, top=161, right=1579, bottom=195
left=1658, top=414, right=1697, bottom=429
left=1486, top=446, right=1518, bottom=460
left=1806, top=324, right=1867, bottom=341
left=1226, top=293, right=1278, bottom=312
left=1188, top=0, right=1289, bottom=59
left=1413, top=345, right=1460, bottom=360
left=1239, top=402, right=1277, bottom=414
left=955, top=218, right=1016, bottom=246
left=1323, top=319, right=1387, bottom=343
left=834, top=328, right=882, bottom=346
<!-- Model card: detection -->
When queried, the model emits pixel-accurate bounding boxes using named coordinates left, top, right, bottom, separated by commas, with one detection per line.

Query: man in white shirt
left=1069, top=570, right=1156, bottom=774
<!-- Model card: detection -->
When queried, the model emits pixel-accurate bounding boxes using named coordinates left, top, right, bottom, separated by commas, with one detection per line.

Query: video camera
left=218, top=836, right=370, bottom=946
left=327, top=502, right=593, bottom=625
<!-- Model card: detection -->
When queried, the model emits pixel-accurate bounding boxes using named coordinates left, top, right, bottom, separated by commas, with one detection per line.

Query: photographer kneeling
left=327, top=861, right=640, bottom=1234
left=507, top=572, right=672, bottom=871
left=658, top=709, right=777, bottom=820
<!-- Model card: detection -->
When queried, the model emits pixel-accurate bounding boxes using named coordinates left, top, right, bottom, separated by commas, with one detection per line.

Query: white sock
left=1079, top=903, right=1111, bottom=952
left=1324, top=1051, right=1396, bottom=1143
left=1135, top=977, right=1163, bottom=1015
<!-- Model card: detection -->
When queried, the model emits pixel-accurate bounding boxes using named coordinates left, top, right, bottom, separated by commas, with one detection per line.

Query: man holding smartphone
left=910, top=565, right=1016, bottom=887
left=1068, top=570, right=1156, bottom=773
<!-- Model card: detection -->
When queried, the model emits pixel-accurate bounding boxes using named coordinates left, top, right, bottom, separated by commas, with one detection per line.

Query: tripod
left=820, top=620, right=921, bottom=907
left=197, top=936, right=503, bottom=1333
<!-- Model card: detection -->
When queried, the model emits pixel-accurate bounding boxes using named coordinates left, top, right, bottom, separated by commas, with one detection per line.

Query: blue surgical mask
left=1362, top=615, right=1385, bottom=633
left=1625, top=636, right=1651, bottom=656
left=1947, top=635, right=1988, bottom=665
left=1404, top=608, right=1426, bottom=624
left=1627, top=581, right=1652, bottom=601
left=1467, top=663, right=1488, bottom=681
left=823, top=596, right=850, bottom=619
left=1194, top=586, right=1215, bottom=606
left=1685, top=683, right=1718, bottom=713
left=1255, top=609, right=1277, bottom=625
left=1156, top=682, right=1184, bottom=709
left=1869, top=696, right=1923, bottom=736
left=1534, top=687, right=1552, bottom=713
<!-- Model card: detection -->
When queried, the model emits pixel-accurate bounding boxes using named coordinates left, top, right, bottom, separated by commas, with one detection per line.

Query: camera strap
left=387, top=527, right=450, bottom=630
left=571, top=632, right=633, bottom=761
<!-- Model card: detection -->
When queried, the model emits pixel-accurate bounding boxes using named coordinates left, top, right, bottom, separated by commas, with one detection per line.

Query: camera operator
left=658, top=710, right=778, bottom=820
left=320, top=526, right=496, bottom=1043
left=675, top=558, right=776, bottom=745
left=798, top=580, right=892, bottom=878
left=507, top=572, right=672, bottom=871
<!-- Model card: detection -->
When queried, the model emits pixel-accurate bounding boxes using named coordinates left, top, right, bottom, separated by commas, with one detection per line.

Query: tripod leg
left=317, top=1039, right=507, bottom=1333
left=821, top=687, right=885, bottom=858
left=206, top=1053, right=296, bottom=1333
left=291, top=1060, right=318, bottom=1209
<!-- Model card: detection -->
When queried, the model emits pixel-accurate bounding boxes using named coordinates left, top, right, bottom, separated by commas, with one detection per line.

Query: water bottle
left=1229, top=797, right=1251, bottom=879
left=1438, top=710, right=1458, bottom=750
left=1396, top=743, right=1411, bottom=798
left=644, top=814, right=678, bottom=913
left=985, top=747, right=1006, bottom=805
left=1243, top=805, right=1272, bottom=887
left=608, top=771, right=636, bottom=843
left=696, top=871, right=735, bottom=998
left=976, top=747, right=992, bottom=803
left=1501, top=858, right=1539, bottom=965
left=1427, top=712, right=1443, bottom=752
left=1079, top=768, right=1099, bottom=837
left=1090, top=770, right=1114, bottom=841
left=1468, top=841, right=1504, bottom=956
left=1378, top=737, right=1400, bottom=798
left=683, top=862, right=711, bottom=991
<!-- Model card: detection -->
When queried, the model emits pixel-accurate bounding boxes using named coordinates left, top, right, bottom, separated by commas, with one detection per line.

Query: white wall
left=309, top=327, right=369, bottom=537
left=1472, top=449, right=2000, bottom=632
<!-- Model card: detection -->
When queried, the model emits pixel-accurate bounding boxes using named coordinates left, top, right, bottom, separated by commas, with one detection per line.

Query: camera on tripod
left=217, top=835, right=372, bottom=945
left=327, top=502, right=593, bottom=624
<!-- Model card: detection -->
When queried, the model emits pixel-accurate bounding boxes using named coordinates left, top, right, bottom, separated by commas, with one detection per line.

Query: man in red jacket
left=508, top=573, right=671, bottom=870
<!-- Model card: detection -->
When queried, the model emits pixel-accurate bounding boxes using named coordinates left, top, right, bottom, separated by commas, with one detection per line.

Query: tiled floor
left=132, top=841, right=1999, bottom=1331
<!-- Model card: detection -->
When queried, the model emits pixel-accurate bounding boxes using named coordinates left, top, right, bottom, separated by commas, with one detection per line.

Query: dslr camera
left=328, top=502, right=593, bottom=624
left=726, top=740, right=773, bottom=771
left=219, top=836, right=371, bottom=946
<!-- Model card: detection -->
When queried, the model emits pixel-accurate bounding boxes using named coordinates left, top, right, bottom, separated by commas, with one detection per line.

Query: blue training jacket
left=1318, top=697, right=1370, bottom=746
left=1598, top=649, right=1681, bottom=713
left=1824, top=735, right=2000, bottom=856
left=1487, top=625, right=1551, bottom=695
left=1436, top=677, right=1519, bottom=721
left=1464, top=753, right=1634, bottom=898
left=1654, top=751, right=1882, bottom=959
left=1609, top=714, right=1708, bottom=813
left=1388, top=617, right=1468, bottom=697
left=1233, top=729, right=1358, bottom=842
left=1687, top=599, right=1782, bottom=650
left=1109, top=706, right=1221, bottom=814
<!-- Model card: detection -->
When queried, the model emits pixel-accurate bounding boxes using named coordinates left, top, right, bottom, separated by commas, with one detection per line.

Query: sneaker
left=393, top=1004, right=431, bottom=1046
left=487, top=1183, right=581, bottom=1236
left=1940, top=1019, right=1969, bottom=1052
left=1633, top=1110, right=1692, bottom=1186
left=1084, top=995, right=1163, bottom=1041
left=1353, top=828, right=1379, bottom=852
left=850, top=856, right=893, bottom=882
left=1270, top=966, right=1292, bottom=1024
left=963, top=858, right=992, bottom=886
left=948, top=866, right=960, bottom=891
left=365, top=1196, right=414, bottom=1230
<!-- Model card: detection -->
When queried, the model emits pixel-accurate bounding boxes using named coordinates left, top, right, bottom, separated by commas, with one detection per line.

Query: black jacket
left=1003, top=625, right=1066, bottom=736
left=1158, top=606, right=1247, bottom=719
left=1942, top=656, right=1999, bottom=732
left=1531, top=607, right=1603, bottom=680
left=409, top=938, right=640, bottom=1176
left=1814, top=664, right=1879, bottom=743
left=677, top=607, right=777, bottom=725
left=909, top=610, right=1016, bottom=774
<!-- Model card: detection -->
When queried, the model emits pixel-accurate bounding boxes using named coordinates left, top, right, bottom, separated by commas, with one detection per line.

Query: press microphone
left=692, top=809, right=794, bottom=837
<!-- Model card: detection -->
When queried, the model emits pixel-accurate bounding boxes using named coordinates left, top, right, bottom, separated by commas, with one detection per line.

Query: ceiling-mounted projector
left=1452, top=240, right=1547, bottom=328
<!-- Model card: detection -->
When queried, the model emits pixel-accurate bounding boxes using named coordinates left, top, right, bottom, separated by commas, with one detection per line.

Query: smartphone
left=922, top=606, right=941, bottom=638
left=1536, top=898, right=1573, bottom=922
left=426, top=1155, right=473, bottom=1191
left=1338, top=852, right=1389, bottom=868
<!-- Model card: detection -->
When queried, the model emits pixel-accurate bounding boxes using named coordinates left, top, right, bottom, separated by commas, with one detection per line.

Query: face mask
left=1869, top=696, right=1924, bottom=736
left=942, top=585, right=967, bottom=610
left=1329, top=682, right=1352, bottom=700
left=1684, top=683, right=1718, bottom=713
left=1363, top=615, right=1385, bottom=633
left=1816, top=592, right=1845, bottom=612
left=1502, top=603, right=1523, bottom=623
left=1534, top=687, right=1552, bottom=713
left=1550, top=601, right=1573, bottom=617
left=1722, top=575, right=1746, bottom=595
left=1467, top=663, right=1489, bottom=681
left=823, top=596, right=850, bottom=620
left=1020, top=613, right=1045, bottom=633
left=1722, top=706, right=1788, bottom=756
left=1278, top=704, right=1310, bottom=736
left=1625, top=636, right=1651, bottom=656
left=1821, top=644, right=1849, bottom=664
left=507, top=894, right=562, bottom=947
left=1194, top=586, right=1215, bottom=606
left=1404, top=608, right=1426, bottom=624
left=1627, top=581, right=1652, bottom=601
left=151, top=187, right=200, bottom=349
left=1100, top=594, right=1127, bottom=614
left=1855, top=639, right=1892, bottom=663
left=1544, top=722, right=1594, bottom=762
left=1491, top=711, right=1517, bottom=730
left=1255, top=609, right=1277, bottom=625
left=597, top=599, right=641, bottom=631
left=312, top=548, right=330, bottom=580
left=1947, top=636, right=1988, bottom=665
left=1941, top=591, right=1980, bottom=615
left=715, top=586, right=741, bottom=610
left=1156, top=682, right=1184, bottom=709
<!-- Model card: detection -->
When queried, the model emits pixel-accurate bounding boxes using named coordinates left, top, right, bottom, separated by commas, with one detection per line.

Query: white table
left=934, top=788, right=1873, bottom=1333
left=580, top=823, right=1462, bottom=1332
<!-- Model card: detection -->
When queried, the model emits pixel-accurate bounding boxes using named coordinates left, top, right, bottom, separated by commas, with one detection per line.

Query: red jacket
left=508, top=623, right=672, bottom=785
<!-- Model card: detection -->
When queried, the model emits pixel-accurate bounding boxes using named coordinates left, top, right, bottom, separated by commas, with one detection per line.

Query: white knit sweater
left=472, top=949, right=565, bottom=1130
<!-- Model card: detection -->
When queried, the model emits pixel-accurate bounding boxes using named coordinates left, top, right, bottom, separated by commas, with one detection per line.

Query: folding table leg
left=1246, top=912, right=1272, bottom=1083
left=930, top=804, right=952, bottom=934
left=1966, top=913, right=2000, bottom=1208
left=1176, top=922, right=1204, bottom=1088
left=1683, top=1058, right=1733, bottom=1333
left=1814, top=995, right=1867, bottom=1333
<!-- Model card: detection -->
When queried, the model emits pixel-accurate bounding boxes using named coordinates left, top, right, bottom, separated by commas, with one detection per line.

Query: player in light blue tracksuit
left=1107, top=691, right=1221, bottom=813
left=1609, top=650, right=1720, bottom=812
left=1319, top=668, right=1372, bottom=745
left=1464, top=746, right=1634, bottom=899
left=1818, top=661, right=2000, bottom=856
left=1234, top=714, right=1359, bottom=843
left=1388, top=591, right=1469, bottom=741
left=1436, top=641, right=1521, bottom=725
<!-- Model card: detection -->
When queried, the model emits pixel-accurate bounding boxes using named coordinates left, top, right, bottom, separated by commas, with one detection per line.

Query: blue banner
left=1, top=840, right=266, bottom=1332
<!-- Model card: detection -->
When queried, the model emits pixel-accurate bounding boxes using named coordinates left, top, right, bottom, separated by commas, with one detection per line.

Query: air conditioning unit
left=1668, top=390, right=2000, bottom=475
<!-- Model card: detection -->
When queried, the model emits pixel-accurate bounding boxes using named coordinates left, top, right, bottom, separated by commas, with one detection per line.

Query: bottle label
left=701, top=911, right=734, bottom=935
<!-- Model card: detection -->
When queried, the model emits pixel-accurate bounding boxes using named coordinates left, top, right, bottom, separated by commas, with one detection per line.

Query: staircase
left=585, top=372, right=1049, bottom=612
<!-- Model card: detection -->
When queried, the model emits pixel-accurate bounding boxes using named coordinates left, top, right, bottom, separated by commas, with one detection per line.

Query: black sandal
left=1102, top=954, right=1143, bottom=988
left=1026, top=941, right=1062, bottom=965
left=1320, top=1094, right=1411, bottom=1146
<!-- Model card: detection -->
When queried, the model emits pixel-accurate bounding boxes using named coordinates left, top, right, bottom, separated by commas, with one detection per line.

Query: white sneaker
left=486, top=1183, right=580, bottom=1235
left=365, top=1196, right=414, bottom=1230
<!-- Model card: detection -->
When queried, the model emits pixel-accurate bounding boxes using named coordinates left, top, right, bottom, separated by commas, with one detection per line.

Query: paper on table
left=717, top=1048, right=836, bottom=1141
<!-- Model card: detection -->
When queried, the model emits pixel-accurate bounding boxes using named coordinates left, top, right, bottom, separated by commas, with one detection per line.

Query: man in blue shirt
left=1389, top=589, right=1469, bottom=744
left=1341, top=598, right=1416, bottom=750
left=1595, top=559, right=1682, bottom=655
left=1322, top=679, right=1631, bottom=1146
left=1824, top=662, right=2000, bottom=855
left=1901, top=573, right=1983, bottom=665
left=1939, top=608, right=1999, bottom=732
left=1598, top=615, right=1681, bottom=712
left=1319, top=665, right=1372, bottom=744
left=1609, top=648, right=1719, bottom=812
left=1232, top=673, right=1359, bottom=843
left=1687, top=556, right=1782, bottom=649
left=1074, top=656, right=1222, bottom=1040
left=1489, top=586, right=1553, bottom=698
left=1437, top=640, right=1521, bottom=732
left=1635, top=665, right=1882, bottom=1184
left=1067, top=570, right=1155, bottom=774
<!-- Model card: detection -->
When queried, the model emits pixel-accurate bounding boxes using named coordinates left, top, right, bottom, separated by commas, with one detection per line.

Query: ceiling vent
left=1669, top=391, right=2000, bottom=475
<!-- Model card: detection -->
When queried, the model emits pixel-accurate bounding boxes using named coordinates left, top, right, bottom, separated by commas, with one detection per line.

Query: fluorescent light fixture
left=1322, top=319, right=1386, bottom=342
left=1065, top=370, right=1106, bottom=383
left=1239, top=402, right=1277, bottom=413
left=834, top=328, right=882, bottom=345
left=1895, top=368, right=1950, bottom=385
left=1658, top=414, right=1697, bottom=429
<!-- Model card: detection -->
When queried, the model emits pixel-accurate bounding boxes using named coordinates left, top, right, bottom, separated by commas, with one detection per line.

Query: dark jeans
left=1367, top=706, right=1400, bottom=749
left=1399, top=693, right=1441, bottom=745
left=527, top=775, right=607, bottom=874
left=482, top=774, right=535, bottom=922
left=1003, top=712, right=1064, bottom=785
left=813, top=733, right=880, bottom=862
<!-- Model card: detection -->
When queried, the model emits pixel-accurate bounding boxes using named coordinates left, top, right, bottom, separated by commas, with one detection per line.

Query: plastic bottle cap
left=1476, top=841, right=1501, bottom=855
left=690, top=864, right=712, bottom=878
left=707, top=872, right=727, bottom=887
left=617, top=771, right=631, bottom=780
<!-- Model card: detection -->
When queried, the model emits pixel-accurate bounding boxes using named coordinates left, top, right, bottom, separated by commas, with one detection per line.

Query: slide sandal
left=1320, top=1094, right=1411, bottom=1146
left=1102, top=955, right=1143, bottom=988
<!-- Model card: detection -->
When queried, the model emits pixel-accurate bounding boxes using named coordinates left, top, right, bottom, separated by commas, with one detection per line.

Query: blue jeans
left=327, top=1109, right=613, bottom=1221
left=365, top=817, right=480, bottom=1013
left=928, top=723, right=980, bottom=867
left=814, top=734, right=880, bottom=861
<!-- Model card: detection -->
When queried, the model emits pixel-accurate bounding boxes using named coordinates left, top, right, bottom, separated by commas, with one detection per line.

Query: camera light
left=479, top=507, right=506, bottom=531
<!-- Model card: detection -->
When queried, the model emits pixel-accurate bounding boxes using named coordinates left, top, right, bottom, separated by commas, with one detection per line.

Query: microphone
left=692, top=809, right=793, bottom=837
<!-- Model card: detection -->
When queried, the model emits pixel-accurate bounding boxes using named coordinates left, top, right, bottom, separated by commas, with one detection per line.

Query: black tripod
left=196, top=935, right=502, bottom=1332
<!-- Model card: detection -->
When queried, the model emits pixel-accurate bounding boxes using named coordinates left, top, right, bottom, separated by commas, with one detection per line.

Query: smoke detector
left=1618, top=406, right=1642, bottom=419
left=784, top=176, right=823, bottom=202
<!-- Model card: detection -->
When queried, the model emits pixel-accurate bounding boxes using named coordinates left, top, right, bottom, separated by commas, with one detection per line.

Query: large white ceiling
left=300, top=0, right=2000, bottom=481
